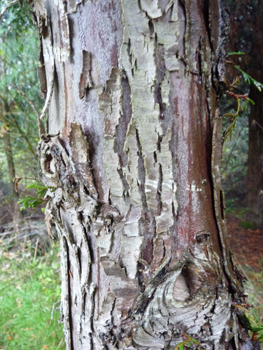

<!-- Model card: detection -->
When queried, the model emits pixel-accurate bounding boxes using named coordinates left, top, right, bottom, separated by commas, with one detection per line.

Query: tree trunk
left=1, top=116, right=20, bottom=231
left=2, top=122, right=17, bottom=198
left=226, top=0, right=263, bottom=226
left=0, top=47, right=18, bottom=200
left=247, top=79, right=263, bottom=226
left=30, top=0, right=257, bottom=349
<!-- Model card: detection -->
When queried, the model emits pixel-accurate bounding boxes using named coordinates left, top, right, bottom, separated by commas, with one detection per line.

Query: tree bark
left=29, top=0, right=257, bottom=349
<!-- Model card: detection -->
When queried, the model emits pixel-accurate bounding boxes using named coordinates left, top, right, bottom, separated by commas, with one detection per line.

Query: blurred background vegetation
left=0, top=0, right=40, bottom=196
left=0, top=1, right=64, bottom=349
left=0, top=0, right=262, bottom=349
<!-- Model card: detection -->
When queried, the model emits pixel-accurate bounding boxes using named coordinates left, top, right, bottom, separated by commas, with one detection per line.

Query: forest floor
left=228, top=215, right=263, bottom=272
left=227, top=214, right=263, bottom=310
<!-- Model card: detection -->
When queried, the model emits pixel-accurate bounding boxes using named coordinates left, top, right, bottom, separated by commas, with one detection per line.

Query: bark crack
left=114, top=69, right=132, bottom=168
left=135, top=128, right=147, bottom=210
left=156, top=164, right=163, bottom=216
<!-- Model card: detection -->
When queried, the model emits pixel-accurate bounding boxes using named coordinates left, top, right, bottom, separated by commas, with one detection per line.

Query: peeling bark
left=30, top=0, right=259, bottom=349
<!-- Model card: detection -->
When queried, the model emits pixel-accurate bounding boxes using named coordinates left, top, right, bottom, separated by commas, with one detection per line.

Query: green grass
left=0, top=235, right=262, bottom=349
left=239, top=220, right=258, bottom=230
left=243, top=264, right=263, bottom=345
left=0, top=243, right=65, bottom=350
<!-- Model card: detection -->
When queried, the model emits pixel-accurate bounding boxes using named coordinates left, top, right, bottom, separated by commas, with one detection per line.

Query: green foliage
left=0, top=1, right=41, bottom=187
left=224, top=97, right=242, bottom=141
left=227, top=51, right=246, bottom=56
left=175, top=333, right=203, bottom=350
left=223, top=52, right=263, bottom=141
left=223, top=94, right=253, bottom=141
left=237, top=262, right=263, bottom=346
left=26, top=183, right=53, bottom=198
left=0, top=1, right=34, bottom=35
left=18, top=184, right=55, bottom=211
left=222, top=93, right=248, bottom=214
left=18, top=195, right=44, bottom=210
left=243, top=96, right=255, bottom=109
left=244, top=312, right=263, bottom=341
left=0, top=243, right=65, bottom=349
left=233, top=65, right=263, bottom=92
left=239, top=220, right=257, bottom=230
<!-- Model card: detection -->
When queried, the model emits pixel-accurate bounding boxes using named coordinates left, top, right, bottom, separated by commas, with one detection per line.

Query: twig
left=13, top=177, right=40, bottom=193
left=50, top=300, right=61, bottom=324
left=13, top=86, right=45, bottom=135
left=56, top=337, right=65, bottom=349
left=227, top=91, right=248, bottom=100
left=0, top=0, right=19, bottom=21
left=252, top=119, right=263, bottom=131
left=225, top=59, right=236, bottom=65
left=14, top=87, right=40, bottom=119
left=34, top=237, right=39, bottom=261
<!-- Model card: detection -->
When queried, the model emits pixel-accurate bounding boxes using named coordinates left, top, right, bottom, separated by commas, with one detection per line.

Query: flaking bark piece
left=79, top=50, right=93, bottom=99
left=69, top=123, right=97, bottom=198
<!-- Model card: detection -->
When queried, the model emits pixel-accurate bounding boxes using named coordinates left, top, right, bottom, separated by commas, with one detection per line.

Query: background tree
left=226, top=0, right=263, bottom=225
left=0, top=0, right=41, bottom=206
left=0, top=7, right=65, bottom=350
left=18, top=0, right=260, bottom=349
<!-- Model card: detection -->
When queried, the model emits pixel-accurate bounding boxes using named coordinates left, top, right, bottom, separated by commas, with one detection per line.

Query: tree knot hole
left=196, top=230, right=211, bottom=244
left=173, top=262, right=203, bottom=302
left=44, top=154, right=55, bottom=174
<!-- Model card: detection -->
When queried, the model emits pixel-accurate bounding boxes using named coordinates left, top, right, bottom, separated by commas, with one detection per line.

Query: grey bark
left=29, top=0, right=258, bottom=349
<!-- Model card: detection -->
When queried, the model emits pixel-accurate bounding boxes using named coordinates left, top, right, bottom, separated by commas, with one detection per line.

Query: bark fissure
left=156, top=164, right=163, bottom=216
left=135, top=128, right=148, bottom=211
left=114, top=70, right=132, bottom=168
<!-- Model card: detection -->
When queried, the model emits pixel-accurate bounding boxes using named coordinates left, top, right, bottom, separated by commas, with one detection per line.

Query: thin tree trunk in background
left=2, top=122, right=17, bottom=198
left=246, top=4, right=263, bottom=226
left=2, top=119, right=20, bottom=231
left=0, top=110, right=20, bottom=232
left=245, top=0, right=263, bottom=226
left=0, top=43, right=18, bottom=200
left=226, top=0, right=263, bottom=226
left=247, top=80, right=263, bottom=226
left=30, top=0, right=257, bottom=349
left=0, top=38, right=20, bottom=230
